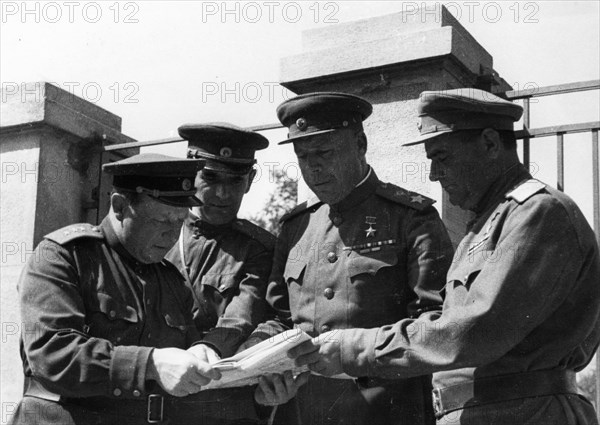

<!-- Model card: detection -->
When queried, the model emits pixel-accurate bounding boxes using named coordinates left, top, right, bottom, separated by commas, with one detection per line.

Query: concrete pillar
left=0, top=82, right=137, bottom=407
left=279, top=6, right=512, bottom=245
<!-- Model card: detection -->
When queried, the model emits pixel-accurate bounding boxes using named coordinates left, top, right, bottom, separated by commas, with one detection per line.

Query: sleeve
left=338, top=197, right=585, bottom=378
left=201, top=243, right=274, bottom=357
left=248, top=224, right=294, bottom=341
left=19, top=240, right=153, bottom=399
left=404, top=205, right=454, bottom=319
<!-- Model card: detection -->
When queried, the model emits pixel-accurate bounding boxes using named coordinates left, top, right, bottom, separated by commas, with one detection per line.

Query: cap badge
left=181, top=178, right=193, bottom=191
left=417, top=121, right=422, bottom=131
left=219, top=147, right=232, bottom=158
left=296, top=117, right=308, bottom=131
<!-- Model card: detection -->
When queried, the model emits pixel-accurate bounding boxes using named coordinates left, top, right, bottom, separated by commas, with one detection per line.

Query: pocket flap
left=284, top=260, right=307, bottom=282
left=95, top=292, right=138, bottom=323
left=347, top=249, right=398, bottom=278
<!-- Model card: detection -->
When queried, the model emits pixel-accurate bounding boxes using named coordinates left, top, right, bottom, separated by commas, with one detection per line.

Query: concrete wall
left=0, top=82, right=137, bottom=410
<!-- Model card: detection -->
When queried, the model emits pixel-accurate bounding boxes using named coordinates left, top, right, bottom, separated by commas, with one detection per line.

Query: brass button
left=324, top=288, right=334, bottom=300
left=133, top=390, right=141, bottom=397
left=332, top=216, right=343, bottom=226
left=327, top=252, right=337, bottom=263
left=109, top=310, right=116, bottom=318
left=113, top=388, right=122, bottom=397
left=321, top=325, right=331, bottom=332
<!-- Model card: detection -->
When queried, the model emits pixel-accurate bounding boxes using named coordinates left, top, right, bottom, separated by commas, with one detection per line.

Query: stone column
left=0, top=82, right=137, bottom=408
left=279, top=5, right=512, bottom=245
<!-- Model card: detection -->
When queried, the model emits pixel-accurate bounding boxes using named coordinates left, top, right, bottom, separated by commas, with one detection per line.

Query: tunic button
left=133, top=390, right=141, bottom=397
left=323, top=288, right=334, bottom=300
left=147, top=333, right=152, bottom=339
left=332, top=216, right=343, bottom=226
left=321, top=325, right=331, bottom=332
left=109, top=310, right=116, bottom=318
left=147, top=299, right=152, bottom=305
left=327, top=252, right=338, bottom=263
left=113, top=388, right=122, bottom=397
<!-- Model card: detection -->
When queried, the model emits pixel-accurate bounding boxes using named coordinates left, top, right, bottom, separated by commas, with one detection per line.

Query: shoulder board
left=279, top=197, right=324, bottom=223
left=44, top=223, right=104, bottom=245
left=232, top=219, right=276, bottom=250
left=506, top=179, right=546, bottom=203
left=375, top=181, right=434, bottom=211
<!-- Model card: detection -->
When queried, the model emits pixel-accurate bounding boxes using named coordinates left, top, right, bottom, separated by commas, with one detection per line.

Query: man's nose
left=214, top=183, right=232, bottom=200
left=429, top=161, right=443, bottom=182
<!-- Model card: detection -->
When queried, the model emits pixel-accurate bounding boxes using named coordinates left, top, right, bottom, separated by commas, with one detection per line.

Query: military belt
left=24, top=377, right=170, bottom=423
left=432, top=369, right=578, bottom=419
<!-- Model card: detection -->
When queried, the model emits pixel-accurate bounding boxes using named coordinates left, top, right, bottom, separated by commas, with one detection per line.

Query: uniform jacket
left=17, top=218, right=200, bottom=400
left=339, top=166, right=600, bottom=424
left=261, top=168, right=454, bottom=424
left=165, top=212, right=276, bottom=358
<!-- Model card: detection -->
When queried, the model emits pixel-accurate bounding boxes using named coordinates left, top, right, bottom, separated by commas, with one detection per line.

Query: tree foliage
left=250, top=168, right=298, bottom=236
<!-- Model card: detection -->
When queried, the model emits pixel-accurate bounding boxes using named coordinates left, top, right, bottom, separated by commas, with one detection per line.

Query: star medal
left=365, top=216, right=377, bottom=238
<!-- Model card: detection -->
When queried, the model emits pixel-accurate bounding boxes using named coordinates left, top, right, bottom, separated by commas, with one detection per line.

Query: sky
left=1, top=0, right=599, bottom=224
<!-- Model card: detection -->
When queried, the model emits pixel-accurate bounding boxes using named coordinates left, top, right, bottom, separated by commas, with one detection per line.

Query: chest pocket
left=347, top=248, right=398, bottom=279
left=284, top=260, right=307, bottom=285
left=201, top=273, right=238, bottom=294
left=91, top=292, right=139, bottom=323
left=446, top=249, right=493, bottom=291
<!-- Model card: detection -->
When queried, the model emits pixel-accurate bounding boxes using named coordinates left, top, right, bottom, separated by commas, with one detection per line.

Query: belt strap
left=432, top=369, right=578, bottom=419
left=24, top=377, right=168, bottom=423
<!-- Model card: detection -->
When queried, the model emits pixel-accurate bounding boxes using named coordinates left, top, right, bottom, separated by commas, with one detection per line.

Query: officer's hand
left=288, top=331, right=343, bottom=376
left=254, top=371, right=310, bottom=406
left=187, top=344, right=221, bottom=364
left=148, top=348, right=221, bottom=397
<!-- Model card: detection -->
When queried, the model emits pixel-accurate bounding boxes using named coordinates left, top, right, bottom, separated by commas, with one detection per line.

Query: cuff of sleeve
left=202, top=328, right=243, bottom=358
left=191, top=341, right=222, bottom=358
left=109, top=345, right=153, bottom=399
left=340, top=328, right=379, bottom=377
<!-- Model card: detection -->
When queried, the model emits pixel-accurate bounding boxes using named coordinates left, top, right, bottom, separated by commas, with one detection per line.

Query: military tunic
left=164, top=211, right=276, bottom=423
left=338, top=167, right=600, bottom=424
left=12, top=218, right=201, bottom=425
left=262, top=169, right=454, bottom=425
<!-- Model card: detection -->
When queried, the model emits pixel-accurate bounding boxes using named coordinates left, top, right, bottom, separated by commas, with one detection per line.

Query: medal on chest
left=365, top=216, right=377, bottom=238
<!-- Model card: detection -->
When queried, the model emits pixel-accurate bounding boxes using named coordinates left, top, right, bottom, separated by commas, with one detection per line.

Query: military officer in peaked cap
left=290, top=88, right=600, bottom=424
left=164, top=123, right=306, bottom=423
left=250, top=92, right=454, bottom=425
left=11, top=153, right=227, bottom=425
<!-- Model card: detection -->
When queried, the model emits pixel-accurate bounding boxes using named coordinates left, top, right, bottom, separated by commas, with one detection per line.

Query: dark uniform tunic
left=11, top=218, right=201, bottom=425
left=338, top=167, right=600, bottom=425
left=164, top=212, right=276, bottom=423
left=260, top=169, right=454, bottom=425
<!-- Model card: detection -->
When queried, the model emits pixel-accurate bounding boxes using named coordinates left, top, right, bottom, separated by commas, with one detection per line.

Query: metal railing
left=504, top=80, right=600, bottom=416
left=101, top=80, right=600, bottom=416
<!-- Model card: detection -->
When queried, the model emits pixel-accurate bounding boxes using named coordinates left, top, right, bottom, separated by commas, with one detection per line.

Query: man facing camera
left=254, top=92, right=454, bottom=425
left=165, top=123, right=307, bottom=424
left=290, top=89, right=600, bottom=425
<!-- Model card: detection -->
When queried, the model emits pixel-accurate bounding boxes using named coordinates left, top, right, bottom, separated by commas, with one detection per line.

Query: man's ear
left=245, top=169, right=257, bottom=193
left=480, top=128, right=501, bottom=159
left=356, top=131, right=368, bottom=156
left=111, top=193, right=129, bottom=222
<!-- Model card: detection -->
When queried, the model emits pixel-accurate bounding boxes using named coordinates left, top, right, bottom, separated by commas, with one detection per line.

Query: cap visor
left=278, top=128, right=337, bottom=145
left=152, top=195, right=203, bottom=208
left=402, top=130, right=453, bottom=146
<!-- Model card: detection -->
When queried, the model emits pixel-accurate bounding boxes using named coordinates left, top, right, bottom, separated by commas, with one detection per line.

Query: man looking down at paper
left=252, top=92, right=454, bottom=424
left=11, top=154, right=223, bottom=425
left=289, top=89, right=600, bottom=424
